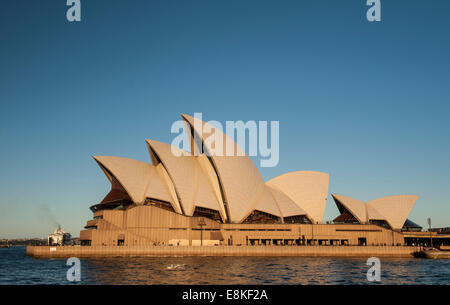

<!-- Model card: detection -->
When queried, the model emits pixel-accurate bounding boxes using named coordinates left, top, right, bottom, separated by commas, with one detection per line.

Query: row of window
left=168, top=228, right=293, bottom=232
left=97, top=196, right=313, bottom=226
left=224, top=228, right=291, bottom=232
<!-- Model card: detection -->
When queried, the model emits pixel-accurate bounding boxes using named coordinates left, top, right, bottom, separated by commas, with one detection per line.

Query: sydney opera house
left=79, top=114, right=425, bottom=248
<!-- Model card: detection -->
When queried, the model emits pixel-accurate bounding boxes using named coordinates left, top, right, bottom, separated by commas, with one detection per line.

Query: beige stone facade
left=80, top=205, right=406, bottom=247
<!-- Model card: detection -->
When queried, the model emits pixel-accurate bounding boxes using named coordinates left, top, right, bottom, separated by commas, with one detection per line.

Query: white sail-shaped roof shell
left=366, top=204, right=386, bottom=221
left=268, top=185, right=308, bottom=218
left=146, top=139, right=227, bottom=222
left=146, top=139, right=197, bottom=215
left=151, top=163, right=184, bottom=214
left=93, top=156, right=184, bottom=213
left=144, top=164, right=175, bottom=205
left=93, top=114, right=418, bottom=229
left=251, top=185, right=282, bottom=218
left=331, top=194, right=367, bottom=223
left=93, top=156, right=152, bottom=204
left=181, top=113, right=272, bottom=223
left=367, top=195, right=419, bottom=230
left=267, top=171, right=329, bottom=223
left=331, top=194, right=419, bottom=230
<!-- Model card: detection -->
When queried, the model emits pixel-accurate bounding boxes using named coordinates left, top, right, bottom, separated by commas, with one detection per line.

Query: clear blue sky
left=1, top=0, right=449, bottom=238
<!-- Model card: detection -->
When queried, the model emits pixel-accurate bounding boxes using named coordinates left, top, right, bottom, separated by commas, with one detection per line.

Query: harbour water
left=1, top=247, right=449, bottom=285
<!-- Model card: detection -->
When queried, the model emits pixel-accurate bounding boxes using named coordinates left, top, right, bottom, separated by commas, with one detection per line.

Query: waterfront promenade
left=26, top=245, right=421, bottom=258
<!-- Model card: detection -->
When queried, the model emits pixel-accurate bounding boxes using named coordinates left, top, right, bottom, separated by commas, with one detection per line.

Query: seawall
left=26, top=245, right=421, bottom=258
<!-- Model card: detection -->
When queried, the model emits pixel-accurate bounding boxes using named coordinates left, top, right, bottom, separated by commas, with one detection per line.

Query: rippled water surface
left=1, top=247, right=449, bottom=284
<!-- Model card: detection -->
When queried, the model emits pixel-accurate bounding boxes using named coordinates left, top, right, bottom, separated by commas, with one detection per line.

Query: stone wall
left=26, top=245, right=421, bottom=258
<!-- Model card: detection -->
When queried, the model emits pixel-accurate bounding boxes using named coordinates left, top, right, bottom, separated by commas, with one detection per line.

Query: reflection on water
left=1, top=247, right=449, bottom=285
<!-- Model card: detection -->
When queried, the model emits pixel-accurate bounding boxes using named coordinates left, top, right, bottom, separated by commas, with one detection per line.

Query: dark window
left=333, top=211, right=359, bottom=224
left=283, top=215, right=311, bottom=224
left=193, top=206, right=222, bottom=222
left=84, top=225, right=97, bottom=230
left=401, top=219, right=423, bottom=232
left=358, top=237, right=367, bottom=246
left=333, top=200, right=360, bottom=224
left=144, top=198, right=175, bottom=212
left=369, top=219, right=392, bottom=230
left=80, top=240, right=91, bottom=246
left=243, top=210, right=281, bottom=224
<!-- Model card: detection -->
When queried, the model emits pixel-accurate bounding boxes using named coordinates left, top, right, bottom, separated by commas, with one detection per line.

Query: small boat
left=414, top=247, right=450, bottom=259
